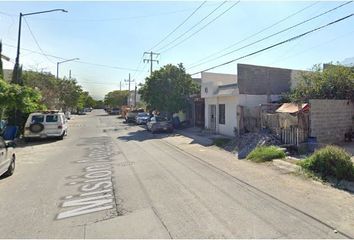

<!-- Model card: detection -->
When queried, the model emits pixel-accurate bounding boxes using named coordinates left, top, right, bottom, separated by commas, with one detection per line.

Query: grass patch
left=247, top=146, right=285, bottom=162
left=213, top=138, right=231, bottom=148
left=299, top=145, right=354, bottom=181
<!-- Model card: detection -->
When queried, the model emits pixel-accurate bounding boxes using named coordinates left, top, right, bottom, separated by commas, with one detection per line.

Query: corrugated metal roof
left=276, top=103, right=309, bottom=113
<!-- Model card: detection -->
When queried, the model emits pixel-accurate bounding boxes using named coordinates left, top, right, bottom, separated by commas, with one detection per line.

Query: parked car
left=109, top=108, right=120, bottom=115
left=135, top=112, right=150, bottom=125
left=147, top=116, right=173, bottom=133
left=0, top=137, right=16, bottom=178
left=23, top=111, right=68, bottom=141
left=125, top=108, right=144, bottom=123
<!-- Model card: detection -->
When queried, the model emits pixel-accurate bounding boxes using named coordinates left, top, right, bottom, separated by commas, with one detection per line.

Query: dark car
left=135, top=112, right=150, bottom=125
left=146, top=116, right=173, bottom=133
left=109, top=108, right=120, bottom=115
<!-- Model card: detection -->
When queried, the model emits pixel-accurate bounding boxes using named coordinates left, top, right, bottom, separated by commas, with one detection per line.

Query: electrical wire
left=2, top=42, right=143, bottom=72
left=190, top=13, right=354, bottom=75
left=187, top=1, right=320, bottom=68
left=23, top=17, right=56, bottom=64
left=149, top=1, right=207, bottom=51
left=188, top=1, right=353, bottom=70
left=28, top=3, right=222, bottom=22
left=156, top=1, right=228, bottom=52
left=161, top=1, right=241, bottom=54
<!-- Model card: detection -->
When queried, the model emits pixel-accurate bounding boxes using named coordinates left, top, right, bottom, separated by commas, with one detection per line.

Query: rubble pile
left=236, top=132, right=282, bottom=159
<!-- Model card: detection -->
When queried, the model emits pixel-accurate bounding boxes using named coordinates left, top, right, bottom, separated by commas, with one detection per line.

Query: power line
left=187, top=1, right=320, bottom=68
left=23, top=17, right=56, bottom=64
left=156, top=1, right=228, bottom=52
left=270, top=28, right=354, bottom=65
left=149, top=1, right=207, bottom=51
left=26, top=3, right=222, bottom=22
left=191, top=13, right=354, bottom=75
left=2, top=42, right=143, bottom=72
left=188, top=1, right=352, bottom=70
left=161, top=1, right=241, bottom=54
left=131, top=53, right=145, bottom=80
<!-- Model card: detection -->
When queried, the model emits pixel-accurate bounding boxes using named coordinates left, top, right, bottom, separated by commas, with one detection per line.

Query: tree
left=57, top=78, right=83, bottom=110
left=104, top=90, right=129, bottom=107
left=23, top=70, right=60, bottom=109
left=0, top=41, right=3, bottom=80
left=287, top=64, right=354, bottom=103
left=139, top=63, right=199, bottom=114
left=1, top=78, right=44, bottom=125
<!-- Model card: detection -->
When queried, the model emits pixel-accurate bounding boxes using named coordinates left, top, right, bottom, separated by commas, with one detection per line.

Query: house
left=201, top=63, right=304, bottom=137
left=201, top=72, right=238, bottom=137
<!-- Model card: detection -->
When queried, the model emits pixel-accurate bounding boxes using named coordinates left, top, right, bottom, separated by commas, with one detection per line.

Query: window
left=46, top=115, right=59, bottom=122
left=219, top=104, right=225, bottom=124
left=32, top=115, right=44, bottom=123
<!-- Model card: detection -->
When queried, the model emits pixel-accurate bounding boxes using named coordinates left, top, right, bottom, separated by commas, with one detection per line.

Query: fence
left=280, top=127, right=308, bottom=145
left=261, top=110, right=309, bottom=146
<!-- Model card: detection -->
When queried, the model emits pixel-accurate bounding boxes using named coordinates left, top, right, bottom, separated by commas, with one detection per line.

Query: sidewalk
left=175, top=127, right=230, bottom=147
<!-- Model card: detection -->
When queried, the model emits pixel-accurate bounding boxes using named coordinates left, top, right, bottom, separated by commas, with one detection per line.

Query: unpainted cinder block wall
left=310, top=99, right=354, bottom=143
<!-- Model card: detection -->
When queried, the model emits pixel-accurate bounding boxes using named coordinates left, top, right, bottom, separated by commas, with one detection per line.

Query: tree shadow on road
left=117, top=125, right=177, bottom=142
left=14, top=138, right=60, bottom=149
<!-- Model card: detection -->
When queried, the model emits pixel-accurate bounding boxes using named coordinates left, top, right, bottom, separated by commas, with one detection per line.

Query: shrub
left=299, top=145, right=354, bottom=181
left=247, top=146, right=285, bottom=162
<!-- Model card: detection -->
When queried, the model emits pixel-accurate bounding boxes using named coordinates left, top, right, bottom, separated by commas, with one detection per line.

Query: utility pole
left=69, top=70, right=71, bottom=80
left=124, top=73, right=134, bottom=106
left=120, top=81, right=122, bottom=91
left=134, top=84, right=137, bottom=108
left=143, top=51, right=159, bottom=76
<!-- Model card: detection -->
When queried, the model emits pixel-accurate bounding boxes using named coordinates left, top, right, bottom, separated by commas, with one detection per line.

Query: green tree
left=139, top=63, right=199, bottom=114
left=1, top=78, right=44, bottom=126
left=0, top=40, right=3, bottom=79
left=104, top=90, right=129, bottom=107
left=57, top=78, right=83, bottom=111
left=287, top=64, right=354, bottom=103
left=23, top=70, right=60, bottom=109
left=93, top=100, right=105, bottom=109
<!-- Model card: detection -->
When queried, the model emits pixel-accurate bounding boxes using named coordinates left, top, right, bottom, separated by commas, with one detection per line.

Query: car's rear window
left=156, top=116, right=168, bottom=122
left=31, top=115, right=44, bottom=123
left=46, top=115, right=59, bottom=122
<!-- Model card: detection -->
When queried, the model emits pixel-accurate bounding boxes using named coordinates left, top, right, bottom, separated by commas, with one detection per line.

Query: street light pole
left=56, top=58, right=79, bottom=79
left=13, top=9, right=67, bottom=85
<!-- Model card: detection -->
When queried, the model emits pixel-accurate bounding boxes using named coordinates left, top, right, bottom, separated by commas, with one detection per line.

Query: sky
left=1, top=1, right=353, bottom=100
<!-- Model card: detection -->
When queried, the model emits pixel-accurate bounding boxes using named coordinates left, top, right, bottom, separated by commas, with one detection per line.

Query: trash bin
left=307, top=137, right=317, bottom=153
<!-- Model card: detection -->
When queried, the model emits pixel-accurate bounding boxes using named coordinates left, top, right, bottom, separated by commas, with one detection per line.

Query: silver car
left=0, top=137, right=15, bottom=178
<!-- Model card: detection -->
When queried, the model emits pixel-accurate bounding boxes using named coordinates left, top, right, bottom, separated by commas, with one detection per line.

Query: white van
left=24, top=111, right=68, bottom=141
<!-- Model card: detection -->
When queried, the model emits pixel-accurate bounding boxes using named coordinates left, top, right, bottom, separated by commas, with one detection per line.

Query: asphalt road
left=0, top=109, right=353, bottom=238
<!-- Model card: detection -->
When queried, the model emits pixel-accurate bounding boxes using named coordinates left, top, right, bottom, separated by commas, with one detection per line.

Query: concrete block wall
left=310, top=99, right=354, bottom=143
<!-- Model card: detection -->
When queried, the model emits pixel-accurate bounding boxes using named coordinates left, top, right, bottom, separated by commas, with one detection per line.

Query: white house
left=201, top=64, right=303, bottom=136
left=201, top=72, right=238, bottom=137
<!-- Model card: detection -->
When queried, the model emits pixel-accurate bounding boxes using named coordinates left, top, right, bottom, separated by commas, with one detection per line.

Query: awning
left=276, top=103, right=309, bottom=114
left=217, top=88, right=236, bottom=96
left=216, top=83, right=237, bottom=96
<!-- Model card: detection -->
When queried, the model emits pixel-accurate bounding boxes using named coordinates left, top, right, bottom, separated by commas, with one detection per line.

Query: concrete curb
left=272, top=159, right=301, bottom=173
left=328, top=178, right=354, bottom=194
left=272, top=160, right=354, bottom=193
